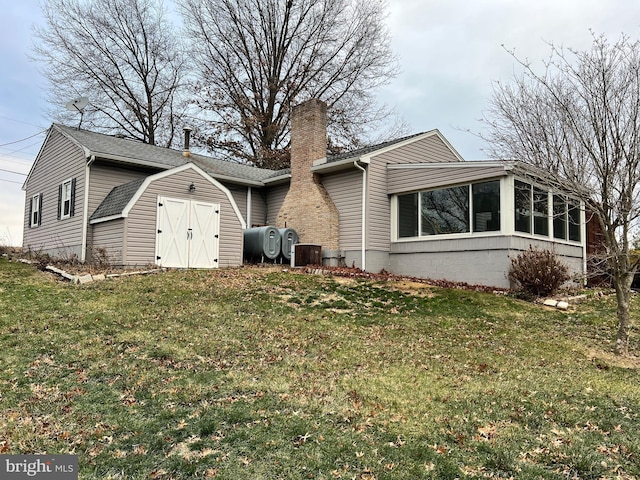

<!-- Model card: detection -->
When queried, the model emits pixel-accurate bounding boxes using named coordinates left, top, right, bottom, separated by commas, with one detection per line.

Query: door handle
left=187, top=228, right=193, bottom=240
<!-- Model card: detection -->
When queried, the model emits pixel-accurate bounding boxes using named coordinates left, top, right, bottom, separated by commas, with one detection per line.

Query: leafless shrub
left=508, top=247, right=570, bottom=299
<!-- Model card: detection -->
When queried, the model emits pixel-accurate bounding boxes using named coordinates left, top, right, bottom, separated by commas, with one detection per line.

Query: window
left=553, top=194, right=567, bottom=240
left=397, top=180, right=499, bottom=239
left=473, top=181, right=500, bottom=232
left=397, top=193, right=418, bottom=238
left=515, top=179, right=581, bottom=242
left=421, top=186, right=469, bottom=235
left=533, top=186, right=549, bottom=236
left=514, top=180, right=531, bottom=233
left=58, top=178, right=76, bottom=220
left=568, top=201, right=581, bottom=242
left=30, top=194, right=42, bottom=228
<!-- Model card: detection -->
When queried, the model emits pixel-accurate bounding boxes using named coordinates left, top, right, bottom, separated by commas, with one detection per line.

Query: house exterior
left=23, top=99, right=587, bottom=288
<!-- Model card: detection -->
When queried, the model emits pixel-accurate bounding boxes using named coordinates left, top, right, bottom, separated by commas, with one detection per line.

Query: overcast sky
left=1, top=0, right=639, bottom=246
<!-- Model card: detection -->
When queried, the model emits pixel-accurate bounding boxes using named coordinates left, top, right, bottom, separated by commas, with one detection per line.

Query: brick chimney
left=277, top=99, right=339, bottom=252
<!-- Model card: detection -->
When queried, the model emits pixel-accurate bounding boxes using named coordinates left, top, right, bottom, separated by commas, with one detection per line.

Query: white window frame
left=30, top=194, right=41, bottom=228
left=392, top=178, right=503, bottom=242
left=61, top=179, right=73, bottom=219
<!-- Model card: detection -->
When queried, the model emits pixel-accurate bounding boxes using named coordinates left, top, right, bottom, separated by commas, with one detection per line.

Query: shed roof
left=89, top=177, right=145, bottom=222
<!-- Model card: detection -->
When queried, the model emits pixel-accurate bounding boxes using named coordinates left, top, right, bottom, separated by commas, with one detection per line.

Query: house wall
left=265, top=183, right=289, bottom=225
left=389, top=236, right=584, bottom=288
left=89, top=164, right=148, bottom=217
left=250, top=187, right=267, bottom=227
left=123, top=169, right=244, bottom=267
left=386, top=165, right=508, bottom=194
left=90, top=219, right=125, bottom=266
left=23, top=128, right=87, bottom=259
left=225, top=183, right=248, bottom=224
left=322, top=169, right=363, bottom=251
left=365, top=133, right=464, bottom=263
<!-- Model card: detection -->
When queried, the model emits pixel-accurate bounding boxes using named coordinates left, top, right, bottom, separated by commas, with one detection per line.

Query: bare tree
left=33, top=0, right=186, bottom=147
left=483, top=33, right=640, bottom=355
left=179, top=0, right=399, bottom=168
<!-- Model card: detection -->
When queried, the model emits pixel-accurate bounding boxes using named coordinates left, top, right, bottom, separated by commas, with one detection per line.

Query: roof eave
left=263, top=173, right=291, bottom=185
left=89, top=213, right=124, bottom=225
left=311, top=156, right=370, bottom=174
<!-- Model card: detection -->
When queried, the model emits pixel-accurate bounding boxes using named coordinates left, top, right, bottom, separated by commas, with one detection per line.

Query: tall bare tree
left=33, top=0, right=186, bottom=147
left=179, top=0, right=399, bottom=168
left=483, top=34, right=640, bottom=355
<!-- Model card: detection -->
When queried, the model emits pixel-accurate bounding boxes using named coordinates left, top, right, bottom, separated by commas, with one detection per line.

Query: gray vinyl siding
left=387, top=165, right=508, bottom=194
left=22, top=129, right=87, bottom=258
left=124, top=170, right=244, bottom=267
left=250, top=187, right=267, bottom=227
left=90, top=219, right=125, bottom=265
left=265, top=183, right=289, bottom=225
left=225, top=183, right=248, bottom=224
left=223, top=184, right=268, bottom=228
left=367, top=134, right=461, bottom=252
left=322, top=170, right=363, bottom=250
left=89, top=164, right=147, bottom=218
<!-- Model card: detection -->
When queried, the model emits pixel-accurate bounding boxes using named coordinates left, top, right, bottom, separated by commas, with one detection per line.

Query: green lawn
left=0, top=258, right=638, bottom=479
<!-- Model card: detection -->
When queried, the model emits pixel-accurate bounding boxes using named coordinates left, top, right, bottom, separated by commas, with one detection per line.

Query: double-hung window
left=58, top=178, right=76, bottom=220
left=30, top=194, right=42, bottom=228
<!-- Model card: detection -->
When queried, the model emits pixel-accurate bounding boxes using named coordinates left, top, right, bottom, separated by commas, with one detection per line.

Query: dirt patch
left=584, top=348, right=640, bottom=370
left=390, top=280, right=436, bottom=297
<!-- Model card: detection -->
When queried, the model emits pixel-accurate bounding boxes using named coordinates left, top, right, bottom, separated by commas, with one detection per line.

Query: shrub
left=508, top=246, right=570, bottom=298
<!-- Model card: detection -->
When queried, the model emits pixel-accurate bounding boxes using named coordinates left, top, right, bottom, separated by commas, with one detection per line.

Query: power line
left=0, top=139, right=43, bottom=158
left=0, top=129, right=47, bottom=147
left=0, top=178, right=24, bottom=185
left=0, top=167, right=28, bottom=176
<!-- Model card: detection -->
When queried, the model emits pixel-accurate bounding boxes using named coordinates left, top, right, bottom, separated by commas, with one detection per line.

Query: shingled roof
left=55, top=124, right=282, bottom=184
left=89, top=177, right=145, bottom=222
left=326, top=132, right=427, bottom=163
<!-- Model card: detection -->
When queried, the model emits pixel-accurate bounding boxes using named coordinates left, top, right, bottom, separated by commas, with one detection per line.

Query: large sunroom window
left=514, top=180, right=581, bottom=242
left=397, top=180, right=500, bottom=238
left=555, top=195, right=581, bottom=242
left=421, top=186, right=469, bottom=235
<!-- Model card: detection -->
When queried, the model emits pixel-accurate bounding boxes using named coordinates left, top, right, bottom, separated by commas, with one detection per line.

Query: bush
left=508, top=246, right=570, bottom=298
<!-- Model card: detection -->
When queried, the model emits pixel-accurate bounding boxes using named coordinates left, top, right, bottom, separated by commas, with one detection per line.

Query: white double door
left=156, top=196, right=220, bottom=269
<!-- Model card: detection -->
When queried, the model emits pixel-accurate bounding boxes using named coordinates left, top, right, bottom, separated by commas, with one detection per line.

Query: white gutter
left=81, top=155, right=95, bottom=263
left=353, top=159, right=367, bottom=271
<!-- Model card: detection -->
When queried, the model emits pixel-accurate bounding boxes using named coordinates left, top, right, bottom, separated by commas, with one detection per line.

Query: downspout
left=354, top=159, right=367, bottom=271
left=81, top=155, right=95, bottom=263
left=246, top=186, right=252, bottom=228
left=582, top=201, right=587, bottom=286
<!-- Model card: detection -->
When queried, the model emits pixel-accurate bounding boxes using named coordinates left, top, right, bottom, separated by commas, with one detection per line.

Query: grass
left=0, top=258, right=638, bottom=479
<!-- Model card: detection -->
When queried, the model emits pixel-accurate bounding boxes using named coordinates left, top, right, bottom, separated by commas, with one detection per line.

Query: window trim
left=512, top=176, right=582, bottom=244
left=58, top=178, right=76, bottom=220
left=30, top=193, right=42, bottom=228
left=394, top=178, right=502, bottom=241
left=392, top=176, right=584, bottom=246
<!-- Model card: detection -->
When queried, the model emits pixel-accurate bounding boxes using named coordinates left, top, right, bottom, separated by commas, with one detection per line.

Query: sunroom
left=386, top=161, right=586, bottom=288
